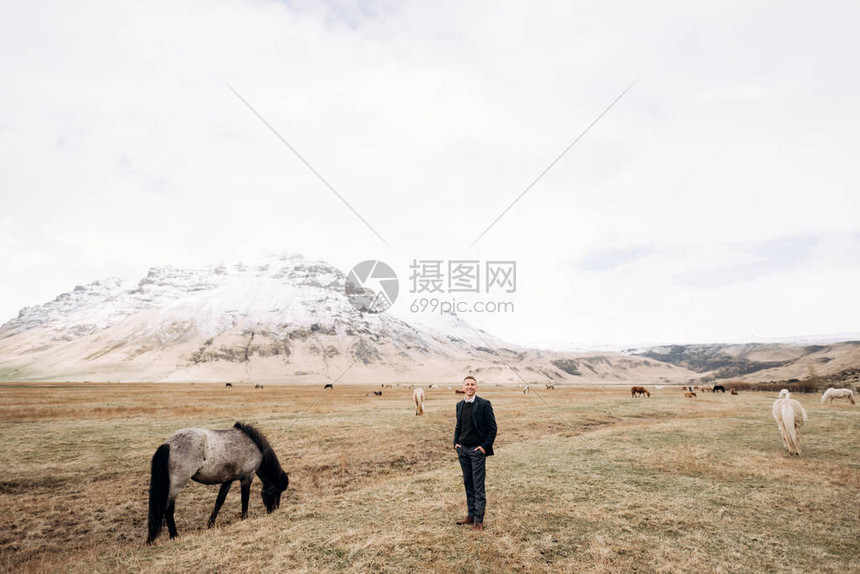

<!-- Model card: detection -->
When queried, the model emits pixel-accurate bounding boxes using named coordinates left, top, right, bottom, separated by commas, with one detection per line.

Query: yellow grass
left=1, top=383, right=858, bottom=573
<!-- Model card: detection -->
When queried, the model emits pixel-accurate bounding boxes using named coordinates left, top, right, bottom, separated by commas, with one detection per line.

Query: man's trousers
left=457, top=446, right=487, bottom=523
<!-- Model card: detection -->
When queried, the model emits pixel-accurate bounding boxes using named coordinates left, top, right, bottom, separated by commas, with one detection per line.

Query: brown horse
left=631, top=386, right=650, bottom=398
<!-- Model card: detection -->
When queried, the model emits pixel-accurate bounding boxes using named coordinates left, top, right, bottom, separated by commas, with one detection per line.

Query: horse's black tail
left=147, top=444, right=170, bottom=544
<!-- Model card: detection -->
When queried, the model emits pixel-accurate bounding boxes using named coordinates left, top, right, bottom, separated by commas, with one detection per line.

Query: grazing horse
left=373, top=391, right=382, bottom=396
left=545, top=384, right=555, bottom=390
left=324, top=384, right=333, bottom=389
left=631, top=386, right=650, bottom=398
left=821, top=388, right=855, bottom=404
left=225, top=383, right=232, bottom=388
left=413, top=387, right=425, bottom=415
left=713, top=385, right=725, bottom=393
left=684, top=392, right=697, bottom=399
left=730, top=388, right=738, bottom=395
left=254, top=383, right=264, bottom=389
left=147, top=422, right=289, bottom=544
left=773, top=398, right=808, bottom=456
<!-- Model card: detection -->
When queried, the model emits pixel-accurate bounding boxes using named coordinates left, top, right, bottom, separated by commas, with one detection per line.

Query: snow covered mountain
left=0, top=254, right=691, bottom=384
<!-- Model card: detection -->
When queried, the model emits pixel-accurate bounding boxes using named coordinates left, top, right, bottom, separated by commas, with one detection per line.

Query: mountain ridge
left=2, top=254, right=857, bottom=386
left=632, top=341, right=860, bottom=385
left=0, top=254, right=688, bottom=384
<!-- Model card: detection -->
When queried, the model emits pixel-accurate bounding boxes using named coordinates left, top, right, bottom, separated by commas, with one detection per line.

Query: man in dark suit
left=454, top=375, right=497, bottom=531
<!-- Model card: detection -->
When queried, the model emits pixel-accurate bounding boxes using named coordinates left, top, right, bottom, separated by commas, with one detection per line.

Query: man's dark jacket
left=454, top=396, right=497, bottom=456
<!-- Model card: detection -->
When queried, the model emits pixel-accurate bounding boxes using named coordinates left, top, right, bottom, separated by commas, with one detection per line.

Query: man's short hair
left=463, top=376, right=477, bottom=383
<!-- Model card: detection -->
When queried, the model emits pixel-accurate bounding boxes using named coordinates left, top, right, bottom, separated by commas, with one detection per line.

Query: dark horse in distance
left=147, top=422, right=289, bottom=543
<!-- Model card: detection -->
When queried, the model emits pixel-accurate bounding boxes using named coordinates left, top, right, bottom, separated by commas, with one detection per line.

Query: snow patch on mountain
left=0, top=253, right=700, bottom=384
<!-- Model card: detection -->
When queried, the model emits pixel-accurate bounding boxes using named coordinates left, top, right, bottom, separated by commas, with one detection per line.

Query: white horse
left=778, top=389, right=791, bottom=399
left=772, top=398, right=808, bottom=456
left=821, top=388, right=855, bottom=405
left=412, top=387, right=425, bottom=415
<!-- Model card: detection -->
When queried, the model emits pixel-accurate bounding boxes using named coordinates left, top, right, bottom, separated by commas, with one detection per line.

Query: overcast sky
left=2, top=0, right=858, bottom=348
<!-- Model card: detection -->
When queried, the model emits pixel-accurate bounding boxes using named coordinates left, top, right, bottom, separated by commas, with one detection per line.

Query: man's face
left=463, top=378, right=477, bottom=398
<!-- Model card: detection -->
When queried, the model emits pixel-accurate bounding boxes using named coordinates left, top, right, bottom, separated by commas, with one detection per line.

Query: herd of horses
left=146, top=383, right=856, bottom=543
left=634, top=385, right=732, bottom=398
left=628, top=384, right=856, bottom=457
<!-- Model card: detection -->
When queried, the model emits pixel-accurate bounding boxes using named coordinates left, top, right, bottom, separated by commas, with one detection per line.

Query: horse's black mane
left=233, top=422, right=284, bottom=484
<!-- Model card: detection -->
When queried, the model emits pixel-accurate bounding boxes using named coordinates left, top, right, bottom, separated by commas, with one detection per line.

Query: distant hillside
left=632, top=341, right=860, bottom=386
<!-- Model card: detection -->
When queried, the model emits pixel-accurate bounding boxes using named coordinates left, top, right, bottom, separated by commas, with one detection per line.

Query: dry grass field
left=1, top=382, right=858, bottom=573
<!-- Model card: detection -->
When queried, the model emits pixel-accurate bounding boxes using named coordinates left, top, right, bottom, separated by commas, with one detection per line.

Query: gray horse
left=147, top=422, right=289, bottom=543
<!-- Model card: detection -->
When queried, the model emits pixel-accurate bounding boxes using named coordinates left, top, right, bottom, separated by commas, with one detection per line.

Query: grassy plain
left=0, top=382, right=858, bottom=573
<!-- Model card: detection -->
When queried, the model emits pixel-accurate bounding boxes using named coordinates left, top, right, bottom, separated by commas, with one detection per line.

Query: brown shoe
left=456, top=516, right=474, bottom=525
left=473, top=522, right=484, bottom=531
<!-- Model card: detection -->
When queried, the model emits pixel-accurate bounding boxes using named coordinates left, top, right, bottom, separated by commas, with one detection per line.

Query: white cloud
left=1, top=0, right=858, bottom=346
